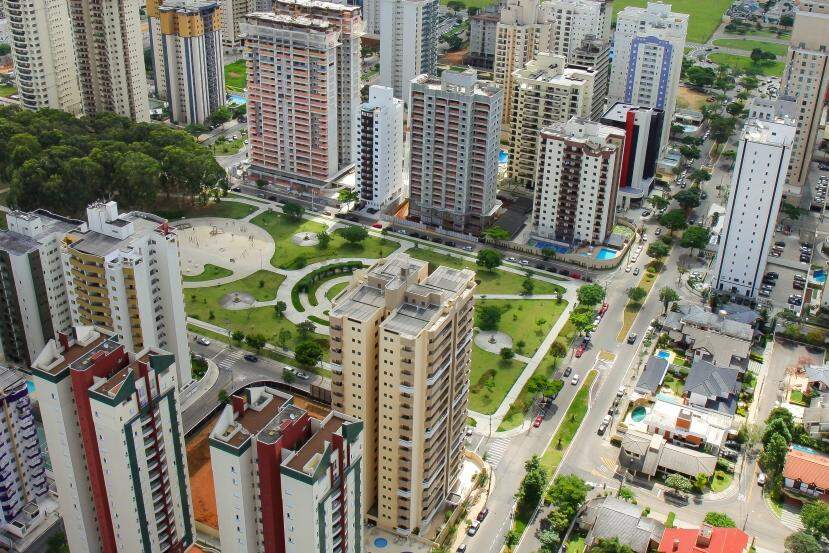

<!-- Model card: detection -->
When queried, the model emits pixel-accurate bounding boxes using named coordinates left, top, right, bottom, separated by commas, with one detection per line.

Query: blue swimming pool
left=596, top=247, right=619, bottom=261
left=228, top=93, right=247, bottom=106
left=814, top=269, right=826, bottom=283
left=656, top=350, right=671, bottom=360
left=533, top=239, right=569, bottom=253
left=373, top=537, right=388, bottom=548
left=631, top=406, right=647, bottom=422
left=499, top=150, right=508, bottom=164
left=26, top=381, right=35, bottom=394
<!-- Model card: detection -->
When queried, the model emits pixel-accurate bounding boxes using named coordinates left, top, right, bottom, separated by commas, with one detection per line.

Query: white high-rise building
left=609, top=2, right=687, bottom=150
left=713, top=118, right=796, bottom=299
left=541, top=0, right=612, bottom=61
left=31, top=327, right=194, bottom=553
left=4, top=0, right=82, bottom=112
left=363, top=0, right=380, bottom=37
left=533, top=117, right=624, bottom=245
left=68, top=0, right=150, bottom=121
left=379, top=0, right=439, bottom=102
left=358, top=85, right=405, bottom=210
left=220, top=0, right=254, bottom=49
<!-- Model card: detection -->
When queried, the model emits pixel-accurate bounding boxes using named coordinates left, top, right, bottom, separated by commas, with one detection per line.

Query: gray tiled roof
left=684, top=360, right=739, bottom=401
left=806, top=365, right=829, bottom=387
left=585, top=497, right=664, bottom=553
left=635, top=356, right=670, bottom=394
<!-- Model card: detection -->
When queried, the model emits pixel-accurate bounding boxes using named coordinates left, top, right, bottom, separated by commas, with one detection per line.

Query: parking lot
left=764, top=230, right=813, bottom=312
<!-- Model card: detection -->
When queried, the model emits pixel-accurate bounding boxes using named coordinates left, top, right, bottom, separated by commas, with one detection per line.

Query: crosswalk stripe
left=485, top=438, right=512, bottom=469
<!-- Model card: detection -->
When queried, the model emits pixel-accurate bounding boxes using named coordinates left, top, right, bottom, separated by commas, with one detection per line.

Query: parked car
left=477, top=508, right=489, bottom=522
left=533, top=415, right=543, bottom=428
left=625, top=265, right=632, bottom=272
left=571, top=374, right=580, bottom=385
left=627, top=333, right=637, bottom=344
left=598, top=302, right=609, bottom=316
left=598, top=414, right=611, bottom=435
left=633, top=267, right=640, bottom=276
left=766, top=272, right=779, bottom=279
left=720, top=448, right=738, bottom=461
left=467, top=521, right=480, bottom=536
left=243, top=354, right=258, bottom=362
left=655, top=228, right=662, bottom=236
left=575, top=344, right=586, bottom=358
left=195, top=336, right=210, bottom=346
left=457, top=545, right=467, bottom=553
left=759, top=290, right=771, bottom=297
left=757, top=472, right=766, bottom=486
left=563, top=366, right=573, bottom=377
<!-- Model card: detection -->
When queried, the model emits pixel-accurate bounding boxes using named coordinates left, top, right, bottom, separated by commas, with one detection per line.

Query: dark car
left=477, top=507, right=489, bottom=522
left=563, top=366, right=572, bottom=377
left=268, top=195, right=278, bottom=201
left=627, top=333, right=637, bottom=344
left=765, top=272, right=779, bottom=279
left=243, top=354, right=258, bottom=362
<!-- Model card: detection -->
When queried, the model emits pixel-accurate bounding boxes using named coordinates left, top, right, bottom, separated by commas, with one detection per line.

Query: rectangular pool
left=596, top=247, right=619, bottom=261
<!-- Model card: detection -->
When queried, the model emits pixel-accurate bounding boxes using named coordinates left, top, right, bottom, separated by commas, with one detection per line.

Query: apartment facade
left=493, top=0, right=553, bottom=124
left=599, top=102, right=665, bottom=206
left=157, top=0, right=226, bottom=125
left=609, top=2, right=687, bottom=150
left=4, top=0, right=81, bottom=112
left=210, top=386, right=363, bottom=553
left=329, top=254, right=475, bottom=534
left=533, top=117, right=624, bottom=245
left=506, top=53, right=599, bottom=189
left=379, top=0, right=438, bottom=102
left=571, top=35, right=611, bottom=118
left=0, top=366, right=48, bottom=537
left=468, top=7, right=500, bottom=69
left=541, top=0, right=612, bottom=61
left=358, top=85, right=405, bottom=210
left=61, top=202, right=192, bottom=386
left=0, top=211, right=81, bottom=367
left=220, top=0, right=253, bottom=49
left=31, top=327, right=194, bottom=553
left=69, top=0, right=150, bottom=121
left=778, top=0, right=829, bottom=198
left=713, top=119, right=796, bottom=299
left=408, top=70, right=503, bottom=235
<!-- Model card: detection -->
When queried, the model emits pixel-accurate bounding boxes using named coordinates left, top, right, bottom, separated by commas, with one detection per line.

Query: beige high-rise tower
left=329, top=254, right=475, bottom=534
left=779, top=0, right=829, bottom=198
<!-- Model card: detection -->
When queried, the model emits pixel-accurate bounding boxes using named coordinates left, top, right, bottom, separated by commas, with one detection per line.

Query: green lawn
left=540, top=370, right=597, bottom=473
left=469, top=344, right=526, bottom=415
left=723, top=28, right=789, bottom=40
left=0, top=85, right=16, bottom=98
left=439, top=0, right=494, bottom=8
left=566, top=537, right=586, bottom=553
left=186, top=270, right=283, bottom=304
left=407, top=246, right=565, bottom=295
left=250, top=211, right=399, bottom=269
left=325, top=281, right=349, bottom=302
left=212, top=135, right=246, bottom=155
left=708, top=52, right=785, bottom=76
left=612, top=0, right=732, bottom=43
left=159, top=200, right=258, bottom=221
left=711, top=472, right=733, bottom=493
left=663, top=373, right=685, bottom=396
left=478, top=299, right=566, bottom=353
left=712, top=38, right=788, bottom=57
left=224, top=60, right=247, bottom=91
left=182, top=264, right=233, bottom=282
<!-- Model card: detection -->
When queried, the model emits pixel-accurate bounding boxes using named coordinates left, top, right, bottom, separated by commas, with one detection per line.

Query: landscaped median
left=290, top=261, right=366, bottom=312
left=617, top=266, right=659, bottom=342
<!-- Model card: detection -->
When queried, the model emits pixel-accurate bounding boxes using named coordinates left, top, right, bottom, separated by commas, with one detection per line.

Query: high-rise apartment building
left=358, top=85, right=405, bottom=210
left=532, top=117, right=624, bottom=245
left=609, top=2, right=687, bottom=150
left=468, top=6, right=500, bottom=69
left=493, top=0, right=553, bottom=124
left=571, top=35, right=611, bottom=116
left=600, top=102, right=665, bottom=206
left=713, top=119, right=795, bottom=299
left=274, top=0, right=362, bottom=170
left=61, top=202, right=192, bottom=386
left=210, top=386, right=363, bottom=553
left=0, top=211, right=82, bottom=367
left=379, top=0, right=438, bottom=102
left=220, top=0, right=253, bottom=49
left=0, top=366, right=48, bottom=536
left=778, top=0, right=829, bottom=198
left=408, top=70, right=503, bottom=235
left=69, top=0, right=150, bottom=121
left=157, top=0, right=226, bottom=125
left=4, top=0, right=81, bottom=112
left=541, top=0, right=611, bottom=61
left=242, top=4, right=361, bottom=192
left=506, top=53, right=599, bottom=189
left=363, top=0, right=380, bottom=37
left=329, top=254, right=475, bottom=533
left=31, top=326, right=194, bottom=553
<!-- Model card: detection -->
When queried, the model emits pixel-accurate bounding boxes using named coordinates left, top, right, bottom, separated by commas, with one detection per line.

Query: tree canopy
left=577, top=284, right=605, bottom=306
left=785, top=531, right=822, bottom=553
left=660, top=210, right=688, bottom=234
left=680, top=226, right=711, bottom=254
left=476, top=249, right=502, bottom=271
left=704, top=512, right=736, bottom=528
left=801, top=501, right=829, bottom=540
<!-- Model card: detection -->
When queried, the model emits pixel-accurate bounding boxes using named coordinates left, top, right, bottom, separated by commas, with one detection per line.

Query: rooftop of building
left=617, top=1, right=690, bottom=22
left=275, top=0, right=360, bottom=13
left=601, top=102, right=663, bottom=123
left=541, top=117, right=624, bottom=149
left=783, top=445, right=829, bottom=489
left=66, top=208, right=167, bottom=258
left=515, top=53, right=595, bottom=86
left=244, top=10, right=334, bottom=30
left=158, top=0, right=219, bottom=13
left=31, top=327, right=116, bottom=377
left=284, top=413, right=348, bottom=473
left=90, top=351, right=155, bottom=399
left=742, top=118, right=796, bottom=147
left=412, top=69, right=501, bottom=99
left=212, top=388, right=293, bottom=448
left=658, top=525, right=750, bottom=553
left=0, top=209, right=82, bottom=255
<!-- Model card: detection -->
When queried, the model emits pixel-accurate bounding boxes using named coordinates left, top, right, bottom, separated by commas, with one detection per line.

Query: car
left=766, top=272, right=779, bottom=279
left=295, top=371, right=310, bottom=380
left=506, top=257, right=517, bottom=262
left=761, top=285, right=774, bottom=292
left=598, top=302, right=609, bottom=316
left=467, top=521, right=480, bottom=536
left=466, top=426, right=474, bottom=437
left=655, top=228, right=662, bottom=236
left=625, top=265, right=631, bottom=272
left=477, top=508, right=489, bottom=522
left=724, top=440, right=740, bottom=450
left=775, top=241, right=785, bottom=248
left=720, top=448, right=738, bottom=461
left=627, top=333, right=637, bottom=344
left=457, top=545, right=468, bottom=553
left=642, top=234, right=648, bottom=242
left=372, top=222, right=383, bottom=229
left=598, top=415, right=612, bottom=435
left=575, top=344, right=586, bottom=358
left=243, top=354, right=258, bottom=362
left=759, top=289, right=771, bottom=297
left=520, top=259, right=530, bottom=265
left=563, top=366, right=573, bottom=377
left=533, top=415, right=543, bottom=428
left=757, top=472, right=766, bottom=486
left=195, top=336, right=210, bottom=346
left=617, top=387, right=626, bottom=397
left=820, top=163, right=829, bottom=171
left=463, top=245, right=473, bottom=251
left=571, top=374, right=580, bottom=385
left=793, top=282, right=805, bottom=290
left=231, top=186, right=241, bottom=192
left=633, top=267, right=640, bottom=276
left=642, top=210, right=651, bottom=217
left=268, top=195, right=278, bottom=201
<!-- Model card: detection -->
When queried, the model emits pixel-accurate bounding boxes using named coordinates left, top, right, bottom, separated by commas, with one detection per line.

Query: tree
left=761, top=432, right=789, bottom=474
left=483, top=226, right=510, bottom=240
left=780, top=201, right=805, bottom=224
left=337, top=187, right=359, bottom=207
left=726, top=101, right=745, bottom=117
left=763, top=417, right=793, bottom=447
left=686, top=65, right=716, bottom=88
left=659, top=287, right=680, bottom=314
left=46, top=532, right=70, bottom=553
left=785, top=531, right=822, bottom=553
left=694, top=472, right=709, bottom=492
left=780, top=14, right=794, bottom=26
left=648, top=194, right=670, bottom=211
left=218, top=389, right=230, bottom=404
left=210, top=106, right=233, bottom=126
left=679, top=144, right=701, bottom=162
left=296, top=320, right=316, bottom=340
left=339, top=224, right=368, bottom=244
left=647, top=241, right=670, bottom=260
left=577, top=283, right=605, bottom=306
left=704, top=512, right=736, bottom=528
left=801, top=501, right=829, bottom=539
left=591, top=539, right=635, bottom=553
left=518, top=455, right=548, bottom=507
left=522, top=277, right=535, bottom=296
left=674, top=188, right=701, bottom=214
left=500, top=347, right=515, bottom=361
left=689, top=168, right=712, bottom=185
left=282, top=202, right=304, bottom=221
left=546, top=474, right=588, bottom=518
left=255, top=179, right=267, bottom=189
left=671, top=123, right=686, bottom=137
left=245, top=333, right=267, bottom=352
left=477, top=305, right=502, bottom=331
left=680, top=226, right=711, bottom=255
left=750, top=48, right=776, bottom=63
left=476, top=249, right=502, bottom=272
left=231, top=330, right=245, bottom=344
left=505, top=531, right=520, bottom=547
left=316, top=231, right=331, bottom=248
left=232, top=103, right=247, bottom=119
left=295, top=340, right=323, bottom=368
left=627, top=287, right=647, bottom=304
left=538, top=529, right=560, bottom=551
left=0, top=43, right=11, bottom=56
left=709, top=115, right=738, bottom=143
left=570, top=309, right=595, bottom=335
left=659, top=210, right=688, bottom=235
left=740, top=75, right=759, bottom=90
left=276, top=328, right=292, bottom=349
left=665, top=474, right=693, bottom=494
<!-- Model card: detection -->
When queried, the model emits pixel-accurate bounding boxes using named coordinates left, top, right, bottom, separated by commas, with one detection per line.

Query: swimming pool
left=533, top=240, right=569, bottom=253
left=656, top=350, right=671, bottom=360
left=499, top=149, right=508, bottom=164
left=373, top=537, right=388, bottom=548
left=26, top=380, right=35, bottom=394
left=596, top=247, right=619, bottom=261
left=631, top=406, right=647, bottom=422
left=814, top=269, right=826, bottom=283
left=228, top=93, right=247, bottom=106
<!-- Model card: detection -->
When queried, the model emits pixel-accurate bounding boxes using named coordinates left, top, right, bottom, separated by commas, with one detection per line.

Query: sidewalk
left=180, top=357, right=220, bottom=411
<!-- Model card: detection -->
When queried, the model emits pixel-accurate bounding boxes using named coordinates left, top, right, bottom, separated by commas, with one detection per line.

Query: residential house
left=683, top=360, right=741, bottom=415
left=580, top=497, right=664, bottom=553
left=635, top=356, right=670, bottom=395
left=802, top=392, right=829, bottom=440
left=644, top=397, right=733, bottom=451
left=806, top=364, right=829, bottom=393
left=658, top=525, right=752, bottom=553
left=782, top=446, right=829, bottom=504
left=663, top=305, right=754, bottom=370
left=620, top=430, right=717, bottom=479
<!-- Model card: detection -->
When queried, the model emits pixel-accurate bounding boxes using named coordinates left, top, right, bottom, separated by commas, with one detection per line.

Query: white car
left=506, top=257, right=517, bottom=262
left=625, top=265, right=632, bottom=272
left=757, top=472, right=766, bottom=486
left=520, top=259, right=530, bottom=265
left=467, top=520, right=480, bottom=536
left=571, top=375, right=580, bottom=385
left=196, top=336, right=210, bottom=346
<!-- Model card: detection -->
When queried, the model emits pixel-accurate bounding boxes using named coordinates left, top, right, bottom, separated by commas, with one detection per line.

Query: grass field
left=612, top=0, right=732, bottom=43
left=212, top=135, right=246, bottom=155
left=183, top=264, right=234, bottom=282
left=0, top=85, right=16, bottom=98
left=439, top=0, right=494, bottom=8
left=407, top=246, right=565, bottom=295
left=160, top=200, right=258, bottom=221
left=224, top=60, right=246, bottom=91
left=723, top=28, right=789, bottom=40
left=708, top=52, right=785, bottom=76
left=469, top=344, right=526, bottom=415
left=712, top=38, right=788, bottom=57
left=325, top=281, right=349, bottom=302
left=250, top=211, right=398, bottom=269
left=711, top=471, right=733, bottom=492
left=477, top=299, right=566, bottom=353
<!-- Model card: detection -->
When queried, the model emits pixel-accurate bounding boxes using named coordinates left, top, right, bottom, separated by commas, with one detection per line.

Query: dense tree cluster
left=0, top=107, right=226, bottom=217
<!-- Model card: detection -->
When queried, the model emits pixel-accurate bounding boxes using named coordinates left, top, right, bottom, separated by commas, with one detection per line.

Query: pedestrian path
left=485, top=438, right=512, bottom=470
left=218, top=349, right=246, bottom=371
left=780, top=504, right=804, bottom=531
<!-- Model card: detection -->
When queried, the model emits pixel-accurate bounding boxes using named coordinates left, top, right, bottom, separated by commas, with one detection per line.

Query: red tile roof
left=783, top=447, right=829, bottom=489
left=658, top=527, right=750, bottom=553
